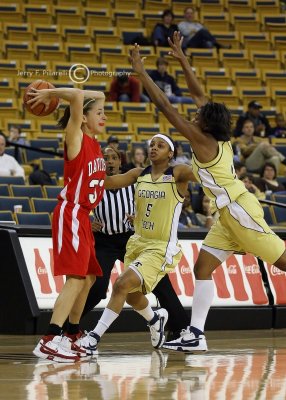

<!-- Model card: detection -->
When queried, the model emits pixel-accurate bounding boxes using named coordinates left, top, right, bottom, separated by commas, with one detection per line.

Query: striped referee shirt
left=93, top=185, right=135, bottom=235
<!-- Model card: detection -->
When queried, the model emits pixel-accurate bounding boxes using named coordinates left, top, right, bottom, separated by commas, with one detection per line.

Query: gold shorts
left=124, top=234, right=182, bottom=294
left=204, top=192, right=285, bottom=264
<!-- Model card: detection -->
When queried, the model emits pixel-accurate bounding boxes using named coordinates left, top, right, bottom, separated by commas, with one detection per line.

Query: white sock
left=135, top=303, right=155, bottom=322
left=191, top=280, right=214, bottom=332
left=92, top=308, right=119, bottom=337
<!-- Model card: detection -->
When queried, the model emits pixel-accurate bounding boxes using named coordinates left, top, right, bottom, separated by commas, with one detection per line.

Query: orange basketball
left=23, top=80, right=59, bottom=117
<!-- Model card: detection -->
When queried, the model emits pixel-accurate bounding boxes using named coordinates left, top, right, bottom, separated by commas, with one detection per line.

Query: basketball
left=23, top=80, right=59, bottom=117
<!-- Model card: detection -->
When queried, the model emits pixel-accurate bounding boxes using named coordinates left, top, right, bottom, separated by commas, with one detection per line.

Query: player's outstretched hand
left=27, top=88, right=51, bottom=111
left=168, top=31, right=185, bottom=61
left=129, top=44, right=146, bottom=75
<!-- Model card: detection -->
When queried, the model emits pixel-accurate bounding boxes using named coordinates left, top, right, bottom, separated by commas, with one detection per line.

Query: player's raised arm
left=104, top=167, right=143, bottom=189
left=167, top=31, right=207, bottom=108
left=130, top=45, right=201, bottom=145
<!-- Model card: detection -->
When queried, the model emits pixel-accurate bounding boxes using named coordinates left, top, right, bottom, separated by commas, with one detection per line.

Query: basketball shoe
left=148, top=308, right=168, bottom=349
left=74, top=331, right=100, bottom=356
left=33, top=335, right=80, bottom=363
left=163, top=326, right=208, bottom=352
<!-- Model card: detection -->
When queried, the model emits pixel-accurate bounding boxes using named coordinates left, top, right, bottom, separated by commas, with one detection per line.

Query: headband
left=83, top=98, right=96, bottom=110
left=151, top=134, right=174, bottom=152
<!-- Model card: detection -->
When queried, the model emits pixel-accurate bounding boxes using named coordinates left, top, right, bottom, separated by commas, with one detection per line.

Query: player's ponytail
left=57, top=98, right=98, bottom=130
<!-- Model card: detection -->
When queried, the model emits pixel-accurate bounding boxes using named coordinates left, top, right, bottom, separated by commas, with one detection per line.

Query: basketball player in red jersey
left=27, top=87, right=106, bottom=362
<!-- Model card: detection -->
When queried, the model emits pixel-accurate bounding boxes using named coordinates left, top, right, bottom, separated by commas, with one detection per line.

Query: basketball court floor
left=0, top=329, right=285, bottom=400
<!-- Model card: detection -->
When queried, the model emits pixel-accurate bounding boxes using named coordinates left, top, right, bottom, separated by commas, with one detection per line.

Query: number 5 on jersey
left=145, top=203, right=153, bottom=217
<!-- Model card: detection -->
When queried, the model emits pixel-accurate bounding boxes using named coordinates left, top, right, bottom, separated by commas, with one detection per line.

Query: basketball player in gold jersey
left=75, top=134, right=196, bottom=353
left=130, top=32, right=286, bottom=352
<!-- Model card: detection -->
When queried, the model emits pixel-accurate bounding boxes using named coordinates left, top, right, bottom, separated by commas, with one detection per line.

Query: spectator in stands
left=178, top=7, right=231, bottom=50
left=147, top=57, right=194, bottom=104
left=122, top=145, right=148, bottom=173
left=234, top=119, right=286, bottom=173
left=108, top=75, right=149, bottom=103
left=193, top=190, right=217, bottom=229
left=234, top=161, right=247, bottom=179
left=233, top=101, right=271, bottom=138
left=152, top=9, right=178, bottom=47
left=107, top=135, right=127, bottom=166
left=240, top=173, right=265, bottom=200
left=8, top=125, right=29, bottom=146
left=0, top=132, right=25, bottom=178
left=178, top=189, right=200, bottom=230
left=269, top=113, right=286, bottom=138
left=171, top=141, right=191, bottom=165
left=256, top=162, right=286, bottom=193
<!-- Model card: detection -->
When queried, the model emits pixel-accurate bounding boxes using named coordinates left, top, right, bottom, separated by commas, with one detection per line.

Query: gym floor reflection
left=0, top=330, right=286, bottom=400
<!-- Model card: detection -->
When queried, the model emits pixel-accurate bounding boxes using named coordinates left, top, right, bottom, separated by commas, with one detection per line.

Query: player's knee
left=193, top=263, right=212, bottom=279
left=274, top=250, right=286, bottom=272
left=113, top=276, right=131, bottom=295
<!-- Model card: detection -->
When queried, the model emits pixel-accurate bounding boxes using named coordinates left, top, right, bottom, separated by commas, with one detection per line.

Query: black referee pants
left=82, top=232, right=189, bottom=334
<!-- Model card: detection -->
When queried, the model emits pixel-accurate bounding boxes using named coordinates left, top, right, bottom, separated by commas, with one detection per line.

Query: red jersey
left=58, top=133, right=106, bottom=211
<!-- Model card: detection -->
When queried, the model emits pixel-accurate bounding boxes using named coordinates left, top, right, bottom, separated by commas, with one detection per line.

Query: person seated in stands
left=178, top=189, right=200, bottom=230
left=121, top=145, right=148, bottom=173
left=234, top=161, right=247, bottom=179
left=178, top=7, right=231, bottom=50
left=8, top=125, right=29, bottom=146
left=234, top=119, right=286, bottom=173
left=147, top=57, right=194, bottom=104
left=106, top=135, right=127, bottom=166
left=256, top=162, right=286, bottom=194
left=0, top=132, right=25, bottom=178
left=193, top=190, right=218, bottom=229
left=240, top=173, right=265, bottom=200
left=108, top=75, right=149, bottom=103
left=171, top=141, right=191, bottom=165
left=269, top=113, right=286, bottom=138
left=233, top=101, right=271, bottom=138
left=152, top=9, right=178, bottom=47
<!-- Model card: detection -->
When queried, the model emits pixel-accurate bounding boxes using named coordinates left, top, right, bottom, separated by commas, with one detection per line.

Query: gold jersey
left=134, top=166, right=184, bottom=242
left=191, top=141, right=247, bottom=211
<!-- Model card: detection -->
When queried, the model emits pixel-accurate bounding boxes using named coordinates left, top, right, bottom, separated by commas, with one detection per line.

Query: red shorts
left=52, top=201, right=102, bottom=277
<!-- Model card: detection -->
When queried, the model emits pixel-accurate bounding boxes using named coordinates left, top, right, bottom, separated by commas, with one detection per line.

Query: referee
left=82, top=146, right=189, bottom=338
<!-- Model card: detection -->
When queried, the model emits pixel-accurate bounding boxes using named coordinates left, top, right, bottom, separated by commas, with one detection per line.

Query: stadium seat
left=43, top=186, right=62, bottom=199
left=262, top=205, right=274, bottom=225
left=65, top=43, right=97, bottom=63
left=34, top=42, right=66, bottom=62
left=134, top=123, right=162, bottom=137
left=238, top=87, right=271, bottom=108
left=5, top=147, right=23, bottom=164
left=0, top=79, right=16, bottom=98
left=0, top=210, right=14, bottom=222
left=208, top=87, right=240, bottom=106
left=0, top=61, right=20, bottom=78
left=219, top=49, right=250, bottom=69
left=0, top=98, right=19, bottom=119
left=105, top=123, right=134, bottom=139
left=33, top=25, right=62, bottom=42
left=92, top=27, right=120, bottom=45
left=62, top=26, right=90, bottom=44
left=0, top=184, right=10, bottom=196
left=10, top=185, right=43, bottom=198
left=271, top=89, right=286, bottom=109
left=24, top=5, right=52, bottom=25
left=241, top=33, right=271, bottom=50
left=83, top=8, right=112, bottom=28
left=30, top=139, right=60, bottom=151
left=186, top=49, right=219, bottom=68
left=140, top=11, right=163, bottom=36
left=31, top=198, right=58, bottom=213
left=201, top=13, right=230, bottom=32
left=200, top=0, right=224, bottom=13
left=171, top=0, right=197, bottom=14
left=227, top=0, right=253, bottom=15
left=230, top=14, right=261, bottom=32
left=0, top=4, right=23, bottom=23
left=15, top=212, right=51, bottom=226
left=201, top=68, right=232, bottom=87
left=24, top=148, right=56, bottom=163
left=120, top=28, right=147, bottom=45
left=99, top=46, right=129, bottom=65
left=213, top=31, right=240, bottom=49
left=40, top=159, right=64, bottom=177
left=3, top=41, right=35, bottom=61
left=112, top=10, right=141, bottom=29
left=271, top=194, right=286, bottom=204
left=231, top=69, right=262, bottom=87
left=263, top=71, right=286, bottom=89
left=250, top=51, right=281, bottom=70
left=4, top=23, right=33, bottom=41
left=263, top=15, right=286, bottom=32
left=271, top=205, right=286, bottom=225
left=0, top=197, right=31, bottom=212
left=0, top=176, right=25, bottom=185
left=53, top=6, right=83, bottom=26
left=270, top=33, right=286, bottom=50
left=254, top=0, right=280, bottom=18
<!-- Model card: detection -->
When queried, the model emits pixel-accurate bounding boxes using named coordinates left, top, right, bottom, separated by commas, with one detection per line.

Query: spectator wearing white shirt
left=0, top=132, right=25, bottom=178
left=178, top=7, right=230, bottom=50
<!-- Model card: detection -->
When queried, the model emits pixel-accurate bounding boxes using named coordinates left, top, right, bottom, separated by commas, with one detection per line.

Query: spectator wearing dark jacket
left=147, top=57, right=194, bottom=104
left=152, top=9, right=178, bottom=47
left=233, top=101, right=271, bottom=138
